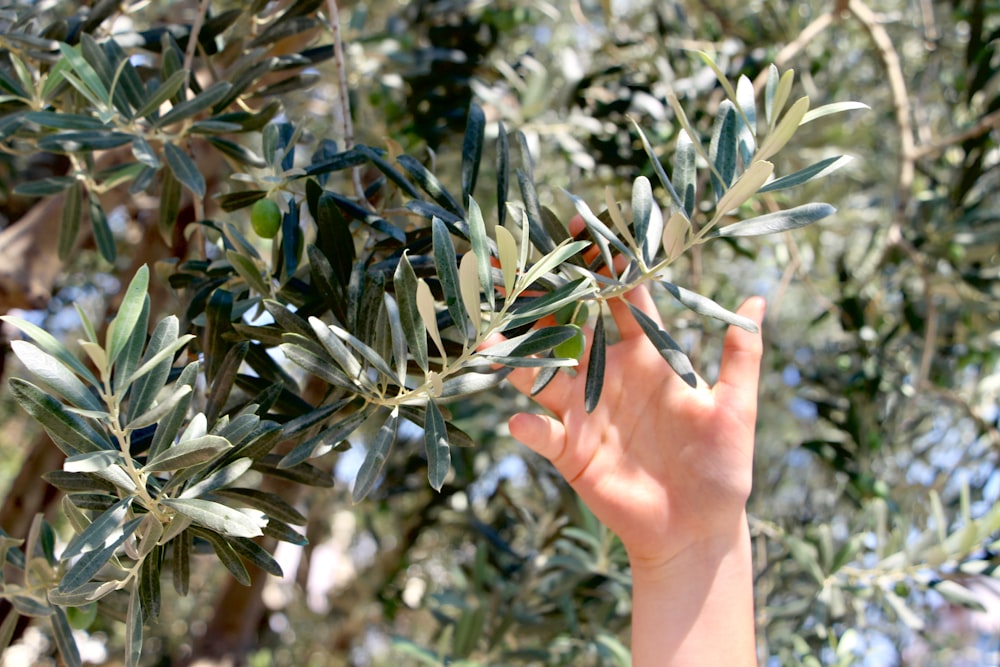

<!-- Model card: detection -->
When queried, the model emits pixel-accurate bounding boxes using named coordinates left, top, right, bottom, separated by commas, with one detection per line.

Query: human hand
left=504, top=284, right=766, bottom=573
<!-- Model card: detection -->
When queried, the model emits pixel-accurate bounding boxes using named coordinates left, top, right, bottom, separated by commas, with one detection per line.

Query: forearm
left=629, top=513, right=757, bottom=667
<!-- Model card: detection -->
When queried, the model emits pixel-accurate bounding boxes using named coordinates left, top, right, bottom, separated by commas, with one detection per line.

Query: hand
left=493, top=215, right=765, bottom=665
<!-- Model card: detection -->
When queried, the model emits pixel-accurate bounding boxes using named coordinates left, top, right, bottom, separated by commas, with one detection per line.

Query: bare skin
left=501, top=284, right=764, bottom=666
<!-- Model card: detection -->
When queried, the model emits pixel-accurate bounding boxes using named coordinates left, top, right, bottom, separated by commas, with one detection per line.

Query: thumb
left=508, top=412, right=567, bottom=464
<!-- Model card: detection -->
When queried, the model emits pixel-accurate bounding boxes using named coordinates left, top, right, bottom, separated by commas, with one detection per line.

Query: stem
left=326, top=0, right=367, bottom=204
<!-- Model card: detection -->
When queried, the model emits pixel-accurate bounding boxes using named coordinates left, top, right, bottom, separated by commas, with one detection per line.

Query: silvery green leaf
left=191, top=527, right=250, bottom=586
left=215, top=487, right=307, bottom=525
left=352, top=407, right=398, bottom=502
left=279, top=406, right=371, bottom=468
left=800, top=101, right=870, bottom=124
left=757, top=96, right=809, bottom=162
left=713, top=203, right=836, bottom=237
left=630, top=120, right=688, bottom=218
left=397, top=154, right=463, bottom=217
left=180, top=458, right=254, bottom=499
left=467, top=198, right=495, bottom=313
left=709, top=100, right=738, bottom=200
left=163, top=142, right=206, bottom=198
left=308, top=317, right=366, bottom=384
left=661, top=282, right=759, bottom=332
left=144, top=435, right=232, bottom=472
left=135, top=69, right=188, bottom=119
left=125, top=582, right=143, bottom=667
left=424, top=400, right=451, bottom=491
left=584, top=313, right=606, bottom=413
left=10, top=341, right=102, bottom=412
left=60, top=518, right=142, bottom=594
left=626, top=304, right=697, bottom=388
left=163, top=498, right=266, bottom=538
left=517, top=169, right=556, bottom=255
left=50, top=606, right=82, bottom=667
left=127, top=316, right=189, bottom=415
left=279, top=341, right=359, bottom=392
left=126, top=383, right=192, bottom=432
left=439, top=368, right=511, bottom=399
left=107, top=265, right=149, bottom=366
left=155, top=80, right=232, bottom=128
left=230, top=536, right=283, bottom=577
left=758, top=156, right=854, bottom=193
left=432, top=217, right=471, bottom=339
left=62, top=497, right=132, bottom=561
left=329, top=324, right=400, bottom=385
left=519, top=240, right=590, bottom=290
left=148, top=361, right=198, bottom=462
left=1, top=316, right=100, bottom=386
left=8, top=379, right=112, bottom=454
left=476, top=355, right=577, bottom=368
left=383, top=293, right=409, bottom=384
left=478, top=325, right=579, bottom=358
left=12, top=595, right=52, bottom=617
left=394, top=252, right=429, bottom=373
left=505, top=279, right=594, bottom=330
left=63, top=450, right=121, bottom=474
left=496, top=122, right=509, bottom=227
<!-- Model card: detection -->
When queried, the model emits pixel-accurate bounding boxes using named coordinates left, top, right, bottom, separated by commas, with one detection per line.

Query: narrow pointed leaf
left=708, top=101, right=738, bottom=201
left=330, top=324, right=401, bottom=384
left=758, top=156, right=854, bottom=193
left=10, top=341, right=102, bottom=411
left=162, top=499, right=265, bottom=538
left=59, top=181, right=82, bottom=262
left=148, top=361, right=198, bottom=462
left=801, top=101, right=870, bottom=125
left=467, top=198, right=495, bottom=311
left=108, top=265, right=149, bottom=366
left=396, top=154, right=463, bottom=217
left=584, top=313, right=606, bottom=413
left=89, top=195, right=116, bottom=264
left=9, top=379, right=112, bottom=454
left=433, top=218, right=470, bottom=338
left=769, top=68, right=795, bottom=129
left=416, top=279, right=446, bottom=360
left=125, top=583, right=143, bottom=667
left=60, top=518, right=141, bottom=594
left=496, top=122, right=510, bottom=228
left=383, top=293, right=409, bottom=384
left=215, top=488, right=308, bottom=525
left=458, top=252, right=482, bottom=335
left=192, top=527, right=250, bottom=585
left=135, top=68, right=188, bottom=119
left=424, top=400, right=450, bottom=491
left=626, top=304, right=697, bottom=387
left=462, top=103, right=486, bottom=202
left=229, top=536, right=283, bottom=577
left=711, top=160, right=774, bottom=219
left=713, top=203, right=836, bottom=237
left=62, top=497, right=132, bottom=561
left=494, top=225, right=519, bottom=295
left=278, top=406, right=370, bottom=468
left=163, top=143, right=206, bottom=198
left=279, top=341, right=358, bottom=392
left=661, top=282, right=759, bottom=332
left=144, top=435, right=232, bottom=472
left=156, top=81, right=232, bottom=127
left=736, top=75, right=757, bottom=164
left=50, top=607, right=83, bottom=667
left=1, top=317, right=99, bottom=386
left=757, top=96, right=809, bottom=162
left=308, top=317, right=364, bottom=381
left=394, top=253, right=428, bottom=372
left=352, top=408, right=399, bottom=502
left=478, top=325, right=578, bottom=358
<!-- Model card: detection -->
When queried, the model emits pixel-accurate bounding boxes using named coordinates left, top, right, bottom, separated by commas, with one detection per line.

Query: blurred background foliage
left=0, top=0, right=998, bottom=665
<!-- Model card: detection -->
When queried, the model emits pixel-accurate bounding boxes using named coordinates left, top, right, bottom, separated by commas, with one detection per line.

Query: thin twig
left=912, top=108, right=1000, bottom=160
left=752, top=11, right=835, bottom=93
left=326, top=0, right=367, bottom=204
left=182, top=0, right=212, bottom=75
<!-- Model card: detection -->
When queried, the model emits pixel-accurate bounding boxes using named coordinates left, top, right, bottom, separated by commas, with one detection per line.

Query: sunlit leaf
left=125, top=582, right=143, bottom=667
left=352, top=407, right=399, bottom=502
left=713, top=202, right=836, bottom=237
left=192, top=527, right=250, bottom=586
left=60, top=518, right=141, bottom=594
left=494, top=224, right=519, bottom=296
left=661, top=282, right=759, bottom=332
left=758, top=156, right=854, bottom=193
left=164, top=142, right=206, bottom=198
left=708, top=100, right=738, bottom=199
left=626, top=304, right=697, bottom=387
left=107, top=265, right=149, bottom=366
left=801, top=101, right=870, bottom=125
left=156, top=80, right=232, bottom=127
left=8, top=379, right=112, bottom=454
left=50, top=606, right=83, bottom=667
left=134, top=69, right=188, bottom=119
left=10, top=341, right=102, bottom=412
left=424, top=399, right=451, bottom=491
left=144, top=435, right=232, bottom=472
left=394, top=252, right=429, bottom=373
left=757, top=96, right=809, bottom=162
left=416, top=278, right=446, bottom=360
left=163, top=499, right=265, bottom=538
left=711, top=160, right=774, bottom=220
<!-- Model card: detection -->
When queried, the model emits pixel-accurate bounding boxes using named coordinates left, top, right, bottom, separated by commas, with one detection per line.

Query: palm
left=506, top=288, right=765, bottom=566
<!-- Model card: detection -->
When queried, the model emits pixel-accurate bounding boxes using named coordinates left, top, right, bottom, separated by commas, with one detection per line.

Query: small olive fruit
left=250, top=198, right=282, bottom=239
left=67, top=602, right=98, bottom=630
left=553, top=325, right=586, bottom=360
left=554, top=302, right=590, bottom=327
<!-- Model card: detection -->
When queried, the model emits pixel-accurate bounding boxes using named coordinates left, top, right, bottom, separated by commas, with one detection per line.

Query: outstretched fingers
left=713, top=296, right=766, bottom=424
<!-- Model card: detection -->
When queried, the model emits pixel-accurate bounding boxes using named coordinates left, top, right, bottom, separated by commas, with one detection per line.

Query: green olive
left=250, top=198, right=282, bottom=239
left=554, top=302, right=589, bottom=327
left=553, top=325, right=586, bottom=360
left=67, top=602, right=98, bottom=630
